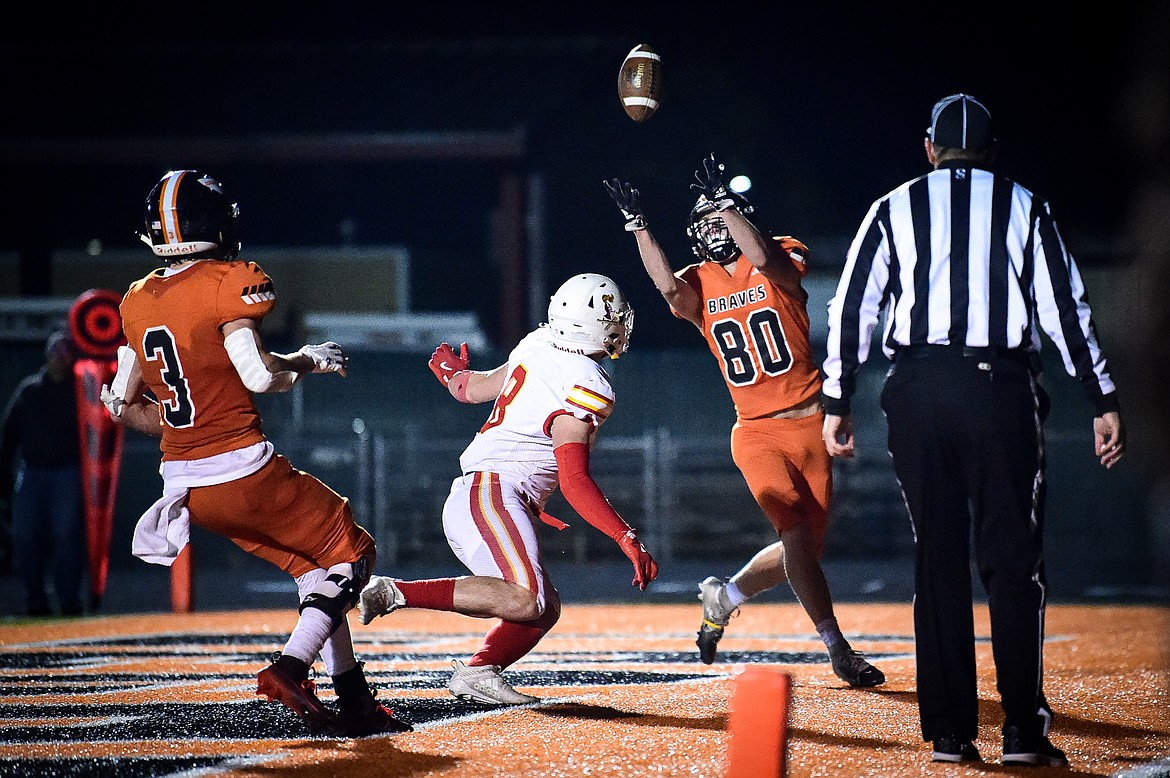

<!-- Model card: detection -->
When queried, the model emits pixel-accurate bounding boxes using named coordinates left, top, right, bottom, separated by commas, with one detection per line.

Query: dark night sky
left=2, top=4, right=1165, bottom=347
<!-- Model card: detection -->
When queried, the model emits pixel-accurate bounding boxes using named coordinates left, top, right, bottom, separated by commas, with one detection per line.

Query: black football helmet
left=140, top=170, right=240, bottom=262
left=686, top=192, right=754, bottom=263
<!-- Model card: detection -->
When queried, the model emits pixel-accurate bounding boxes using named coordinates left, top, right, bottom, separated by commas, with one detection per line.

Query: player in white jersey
left=359, top=274, right=658, bottom=705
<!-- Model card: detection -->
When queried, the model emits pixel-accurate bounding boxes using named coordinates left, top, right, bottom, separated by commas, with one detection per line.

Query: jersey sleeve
left=215, top=261, right=277, bottom=326
left=562, top=366, right=615, bottom=428
left=775, top=236, right=810, bottom=277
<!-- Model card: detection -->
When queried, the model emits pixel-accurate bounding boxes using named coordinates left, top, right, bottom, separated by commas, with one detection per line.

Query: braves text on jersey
left=678, top=247, right=821, bottom=420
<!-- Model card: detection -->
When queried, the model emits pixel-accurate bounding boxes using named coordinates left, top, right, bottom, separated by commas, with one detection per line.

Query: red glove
left=429, top=342, right=469, bottom=386
left=616, top=529, right=658, bottom=591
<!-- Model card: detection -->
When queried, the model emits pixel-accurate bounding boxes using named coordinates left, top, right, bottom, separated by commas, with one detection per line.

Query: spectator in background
left=0, top=331, right=85, bottom=616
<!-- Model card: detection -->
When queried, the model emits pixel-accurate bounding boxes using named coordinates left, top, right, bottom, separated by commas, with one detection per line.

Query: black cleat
left=931, top=735, right=982, bottom=763
left=828, top=643, right=886, bottom=688
left=695, top=577, right=737, bottom=665
left=1002, top=725, right=1068, bottom=767
left=338, top=697, right=413, bottom=737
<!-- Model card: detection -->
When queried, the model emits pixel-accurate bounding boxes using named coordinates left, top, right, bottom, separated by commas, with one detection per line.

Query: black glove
left=603, top=179, right=647, bottom=231
left=689, top=153, right=736, bottom=211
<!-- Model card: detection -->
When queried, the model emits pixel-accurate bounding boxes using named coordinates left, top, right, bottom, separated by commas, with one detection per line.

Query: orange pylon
left=726, top=665, right=791, bottom=778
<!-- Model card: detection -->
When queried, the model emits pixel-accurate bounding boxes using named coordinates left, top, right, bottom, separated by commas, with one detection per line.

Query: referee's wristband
left=821, top=393, right=850, bottom=416
left=1094, top=391, right=1121, bottom=417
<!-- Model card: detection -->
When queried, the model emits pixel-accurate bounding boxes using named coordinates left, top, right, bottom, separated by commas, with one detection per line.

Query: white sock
left=320, top=616, right=358, bottom=676
left=725, top=580, right=747, bottom=607
left=282, top=606, right=334, bottom=665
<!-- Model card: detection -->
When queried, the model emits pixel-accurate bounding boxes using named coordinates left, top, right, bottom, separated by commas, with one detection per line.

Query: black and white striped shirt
left=822, top=160, right=1118, bottom=416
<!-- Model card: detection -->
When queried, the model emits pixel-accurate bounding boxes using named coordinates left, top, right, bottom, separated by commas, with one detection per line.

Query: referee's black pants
left=881, top=347, right=1050, bottom=743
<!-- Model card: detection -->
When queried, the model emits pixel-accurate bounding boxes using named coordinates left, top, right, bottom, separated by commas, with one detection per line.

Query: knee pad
left=299, top=555, right=373, bottom=630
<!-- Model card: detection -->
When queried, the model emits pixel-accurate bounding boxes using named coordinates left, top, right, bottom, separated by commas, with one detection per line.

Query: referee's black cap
left=927, top=93, right=994, bottom=149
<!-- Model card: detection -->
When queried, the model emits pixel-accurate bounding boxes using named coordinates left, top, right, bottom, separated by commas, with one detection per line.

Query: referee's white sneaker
left=358, top=576, right=405, bottom=625
left=448, top=660, right=538, bottom=705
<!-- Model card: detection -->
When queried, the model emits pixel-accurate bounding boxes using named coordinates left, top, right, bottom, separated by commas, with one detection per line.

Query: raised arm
left=689, top=153, right=803, bottom=298
left=603, top=178, right=703, bottom=326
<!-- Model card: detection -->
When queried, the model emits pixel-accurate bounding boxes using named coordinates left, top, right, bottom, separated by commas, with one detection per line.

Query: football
left=617, top=44, right=662, bottom=122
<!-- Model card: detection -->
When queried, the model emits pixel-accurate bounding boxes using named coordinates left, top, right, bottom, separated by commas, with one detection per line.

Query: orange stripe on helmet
left=159, top=171, right=187, bottom=245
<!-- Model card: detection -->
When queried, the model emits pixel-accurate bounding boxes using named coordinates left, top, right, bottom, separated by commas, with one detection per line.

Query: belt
left=895, top=344, right=1031, bottom=366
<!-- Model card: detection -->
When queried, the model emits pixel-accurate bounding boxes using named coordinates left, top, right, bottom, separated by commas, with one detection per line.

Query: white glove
left=100, top=384, right=124, bottom=417
left=298, top=342, right=347, bottom=374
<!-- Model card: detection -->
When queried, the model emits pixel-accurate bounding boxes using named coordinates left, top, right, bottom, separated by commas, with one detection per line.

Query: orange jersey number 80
left=710, top=307, right=793, bottom=387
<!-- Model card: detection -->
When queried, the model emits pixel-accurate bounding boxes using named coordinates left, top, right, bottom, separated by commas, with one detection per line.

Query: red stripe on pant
left=468, top=472, right=537, bottom=590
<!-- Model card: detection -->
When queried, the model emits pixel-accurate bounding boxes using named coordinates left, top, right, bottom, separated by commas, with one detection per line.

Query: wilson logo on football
left=241, top=281, right=276, bottom=304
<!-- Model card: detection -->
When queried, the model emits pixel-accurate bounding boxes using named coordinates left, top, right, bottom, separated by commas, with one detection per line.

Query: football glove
left=689, top=153, right=736, bottom=211
left=603, top=179, right=647, bottom=231
left=100, top=383, right=124, bottom=417
left=616, top=529, right=658, bottom=591
left=429, top=342, right=469, bottom=387
left=298, top=342, right=348, bottom=374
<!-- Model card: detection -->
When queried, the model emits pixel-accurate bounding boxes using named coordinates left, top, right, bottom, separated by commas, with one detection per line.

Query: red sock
left=470, top=594, right=561, bottom=669
left=396, top=578, right=456, bottom=610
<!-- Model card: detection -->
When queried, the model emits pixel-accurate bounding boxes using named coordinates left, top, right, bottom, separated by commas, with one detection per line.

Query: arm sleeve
left=554, top=441, right=631, bottom=541
left=1030, top=201, right=1120, bottom=415
left=822, top=198, right=892, bottom=415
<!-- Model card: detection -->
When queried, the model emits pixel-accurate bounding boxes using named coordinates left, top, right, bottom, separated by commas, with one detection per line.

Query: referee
left=821, top=93, right=1126, bottom=767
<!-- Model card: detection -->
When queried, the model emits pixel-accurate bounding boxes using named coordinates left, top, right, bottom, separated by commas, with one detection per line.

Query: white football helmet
left=546, top=273, right=633, bottom=358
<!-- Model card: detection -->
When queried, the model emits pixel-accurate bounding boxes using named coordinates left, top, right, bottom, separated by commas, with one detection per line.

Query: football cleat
left=358, top=575, right=406, bottom=625
left=696, top=576, right=738, bottom=664
left=337, top=689, right=413, bottom=737
left=448, top=660, right=539, bottom=706
left=931, top=735, right=982, bottom=763
left=828, top=643, right=886, bottom=688
left=256, top=660, right=338, bottom=734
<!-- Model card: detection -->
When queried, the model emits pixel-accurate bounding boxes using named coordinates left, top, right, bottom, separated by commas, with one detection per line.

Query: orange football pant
left=185, top=453, right=375, bottom=578
left=730, top=412, right=831, bottom=552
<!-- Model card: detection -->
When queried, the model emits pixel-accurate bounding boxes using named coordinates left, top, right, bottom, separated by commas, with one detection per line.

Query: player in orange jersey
left=605, top=154, right=884, bottom=687
left=100, top=169, right=411, bottom=736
